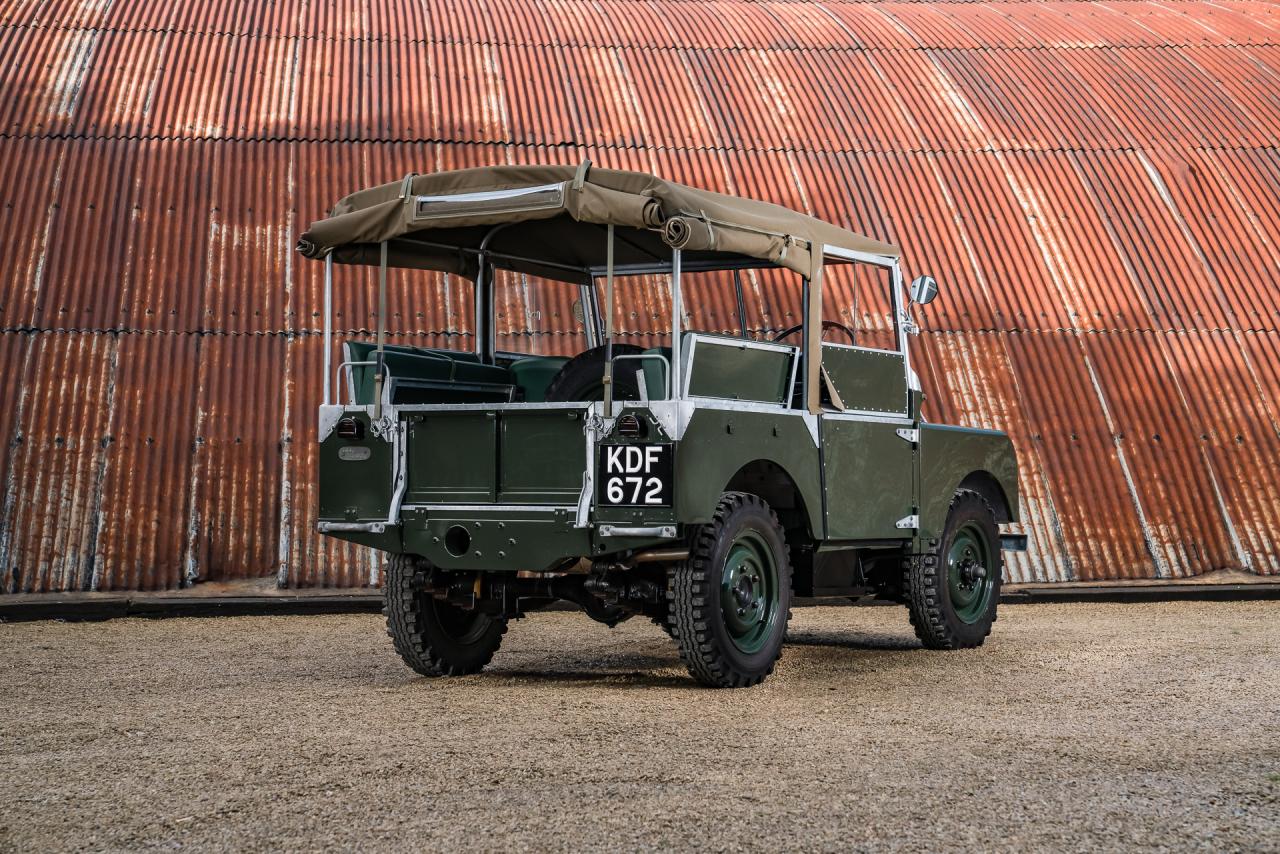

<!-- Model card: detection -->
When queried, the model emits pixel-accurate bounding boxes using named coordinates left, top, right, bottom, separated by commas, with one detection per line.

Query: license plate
left=599, top=444, right=673, bottom=507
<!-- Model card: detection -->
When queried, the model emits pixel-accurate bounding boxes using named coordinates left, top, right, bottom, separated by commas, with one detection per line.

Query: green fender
left=673, top=408, right=825, bottom=539
left=917, top=424, right=1020, bottom=543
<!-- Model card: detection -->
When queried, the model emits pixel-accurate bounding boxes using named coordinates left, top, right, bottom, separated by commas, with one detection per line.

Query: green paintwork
left=318, top=403, right=1019, bottom=575
left=947, top=521, right=995, bottom=623
left=686, top=337, right=794, bottom=404
left=407, top=412, right=498, bottom=503
left=401, top=505, right=588, bottom=572
left=673, top=408, right=825, bottom=538
left=499, top=410, right=586, bottom=503
left=405, top=407, right=589, bottom=505
left=820, top=416, right=913, bottom=539
left=720, top=528, right=781, bottom=654
left=916, top=423, right=1020, bottom=543
left=317, top=410, right=394, bottom=520
left=821, top=345, right=907, bottom=413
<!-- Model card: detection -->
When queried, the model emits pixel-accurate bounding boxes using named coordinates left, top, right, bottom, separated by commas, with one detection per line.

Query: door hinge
left=895, top=428, right=919, bottom=443
left=895, top=514, right=919, bottom=530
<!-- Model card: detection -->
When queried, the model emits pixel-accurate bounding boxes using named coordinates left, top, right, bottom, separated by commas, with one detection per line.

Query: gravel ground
left=1, top=601, right=1277, bottom=852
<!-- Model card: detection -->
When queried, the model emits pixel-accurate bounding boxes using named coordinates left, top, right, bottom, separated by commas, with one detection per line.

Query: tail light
left=336, top=417, right=364, bottom=440
left=616, top=413, right=645, bottom=439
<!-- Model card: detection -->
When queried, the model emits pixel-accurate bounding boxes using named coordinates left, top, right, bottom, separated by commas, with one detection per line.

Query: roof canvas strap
left=572, top=159, right=592, bottom=191
left=398, top=172, right=418, bottom=200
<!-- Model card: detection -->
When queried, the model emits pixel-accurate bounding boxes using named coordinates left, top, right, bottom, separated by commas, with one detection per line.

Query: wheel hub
left=719, top=532, right=778, bottom=654
left=946, top=524, right=996, bottom=624
left=732, top=575, right=759, bottom=611
left=956, top=552, right=987, bottom=587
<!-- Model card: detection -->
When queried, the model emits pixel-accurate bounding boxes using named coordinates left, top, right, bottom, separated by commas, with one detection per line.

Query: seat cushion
left=507, top=356, right=570, bottom=402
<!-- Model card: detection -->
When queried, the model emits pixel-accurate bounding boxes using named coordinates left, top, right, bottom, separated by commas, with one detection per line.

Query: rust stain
left=0, top=1, right=1278, bottom=589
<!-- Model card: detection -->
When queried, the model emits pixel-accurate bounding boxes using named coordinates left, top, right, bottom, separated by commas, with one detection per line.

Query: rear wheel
left=384, top=554, right=508, bottom=676
left=668, top=493, right=792, bottom=688
left=905, top=489, right=1001, bottom=649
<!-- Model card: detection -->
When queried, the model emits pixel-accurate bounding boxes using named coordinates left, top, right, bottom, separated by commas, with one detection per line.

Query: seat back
left=343, top=342, right=514, bottom=404
left=506, top=356, right=571, bottom=402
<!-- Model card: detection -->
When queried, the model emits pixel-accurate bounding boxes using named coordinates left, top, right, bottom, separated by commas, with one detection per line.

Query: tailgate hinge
left=895, top=428, right=919, bottom=444
left=895, top=514, right=919, bottom=530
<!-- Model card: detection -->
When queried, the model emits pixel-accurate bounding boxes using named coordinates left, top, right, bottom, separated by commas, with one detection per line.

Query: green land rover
left=297, top=163, right=1025, bottom=688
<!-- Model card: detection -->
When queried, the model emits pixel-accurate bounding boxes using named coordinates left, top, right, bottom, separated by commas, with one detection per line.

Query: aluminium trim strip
left=415, top=183, right=565, bottom=205
left=821, top=244, right=899, bottom=268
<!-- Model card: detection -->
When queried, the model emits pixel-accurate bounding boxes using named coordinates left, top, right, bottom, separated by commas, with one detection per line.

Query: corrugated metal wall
left=1, top=0, right=1277, bottom=591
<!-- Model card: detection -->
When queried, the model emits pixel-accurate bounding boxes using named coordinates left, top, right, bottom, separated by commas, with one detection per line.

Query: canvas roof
left=296, top=163, right=899, bottom=282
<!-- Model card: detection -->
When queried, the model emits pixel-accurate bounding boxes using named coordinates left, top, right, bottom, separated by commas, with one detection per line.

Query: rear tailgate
left=406, top=407, right=588, bottom=506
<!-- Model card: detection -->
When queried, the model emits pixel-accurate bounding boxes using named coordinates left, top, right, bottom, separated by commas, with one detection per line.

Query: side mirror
left=909, top=275, right=939, bottom=305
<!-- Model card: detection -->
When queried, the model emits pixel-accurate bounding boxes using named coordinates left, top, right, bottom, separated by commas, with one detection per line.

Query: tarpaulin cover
left=296, top=163, right=899, bottom=281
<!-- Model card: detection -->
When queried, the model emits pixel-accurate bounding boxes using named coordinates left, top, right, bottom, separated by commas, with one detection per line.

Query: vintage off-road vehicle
left=297, top=163, right=1024, bottom=687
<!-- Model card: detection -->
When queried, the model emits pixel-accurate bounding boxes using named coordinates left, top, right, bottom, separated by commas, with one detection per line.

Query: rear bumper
left=402, top=505, right=585, bottom=571
left=390, top=505, right=674, bottom=572
left=1000, top=533, right=1028, bottom=552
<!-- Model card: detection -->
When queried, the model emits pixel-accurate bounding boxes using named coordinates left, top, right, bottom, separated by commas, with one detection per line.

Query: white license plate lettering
left=600, top=444, right=672, bottom=507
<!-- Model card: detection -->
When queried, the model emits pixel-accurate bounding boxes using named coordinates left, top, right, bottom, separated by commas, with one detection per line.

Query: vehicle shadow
left=784, top=630, right=921, bottom=652
left=486, top=668, right=697, bottom=690
left=485, top=648, right=698, bottom=689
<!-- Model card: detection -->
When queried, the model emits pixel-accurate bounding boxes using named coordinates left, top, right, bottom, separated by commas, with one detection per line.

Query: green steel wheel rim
left=946, top=522, right=995, bottom=624
left=719, top=528, right=780, bottom=654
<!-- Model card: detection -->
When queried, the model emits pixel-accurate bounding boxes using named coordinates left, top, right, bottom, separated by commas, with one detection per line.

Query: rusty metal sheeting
left=1, top=1, right=1279, bottom=590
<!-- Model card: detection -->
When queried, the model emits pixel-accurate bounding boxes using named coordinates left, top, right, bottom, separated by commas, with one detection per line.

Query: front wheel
left=905, top=489, right=1001, bottom=649
left=668, top=493, right=792, bottom=688
left=384, top=554, right=508, bottom=676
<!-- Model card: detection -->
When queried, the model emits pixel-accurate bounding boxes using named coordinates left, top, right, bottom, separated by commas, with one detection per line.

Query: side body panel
left=917, top=424, right=1020, bottom=542
left=820, top=416, right=914, bottom=539
left=673, top=407, right=824, bottom=538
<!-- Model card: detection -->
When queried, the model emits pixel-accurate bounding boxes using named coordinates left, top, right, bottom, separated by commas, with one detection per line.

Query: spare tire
left=544, top=344, right=646, bottom=402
